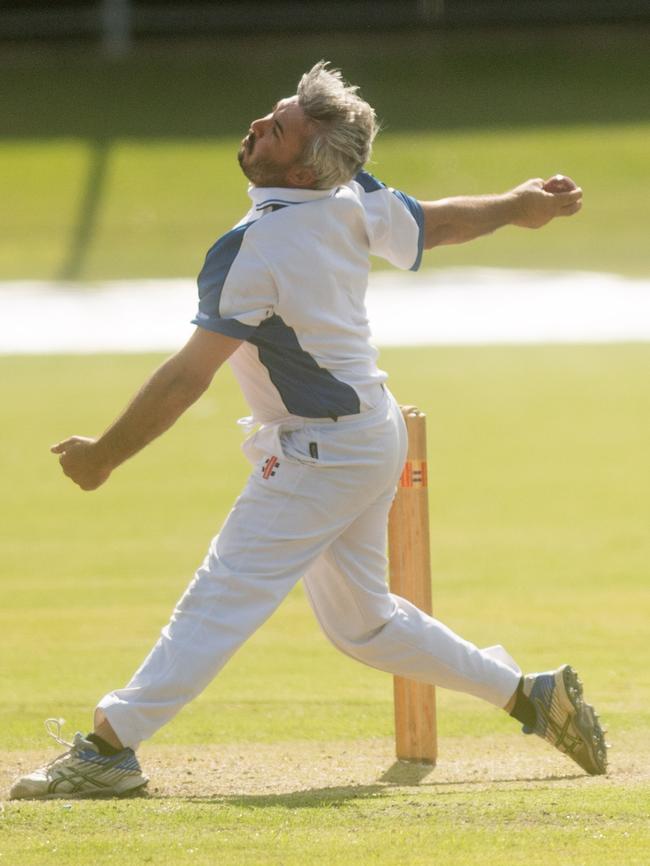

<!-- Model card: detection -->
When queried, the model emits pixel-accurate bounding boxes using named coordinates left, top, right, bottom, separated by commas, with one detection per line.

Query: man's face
left=237, top=96, right=315, bottom=188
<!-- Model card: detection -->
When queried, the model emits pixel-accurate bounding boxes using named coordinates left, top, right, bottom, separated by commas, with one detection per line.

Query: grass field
left=1, top=344, right=649, bottom=863
left=1, top=26, right=649, bottom=280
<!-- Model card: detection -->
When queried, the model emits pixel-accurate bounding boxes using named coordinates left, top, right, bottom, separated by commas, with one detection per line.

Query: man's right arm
left=420, top=177, right=583, bottom=249
left=51, top=327, right=242, bottom=491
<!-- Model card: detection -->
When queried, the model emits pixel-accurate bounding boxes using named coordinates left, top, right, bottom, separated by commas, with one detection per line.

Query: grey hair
left=296, top=61, right=378, bottom=189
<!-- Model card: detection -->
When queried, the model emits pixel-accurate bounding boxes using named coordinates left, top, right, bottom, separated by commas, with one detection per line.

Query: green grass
left=3, top=124, right=648, bottom=279
left=1, top=27, right=649, bottom=279
left=4, top=787, right=650, bottom=866
left=1, top=344, right=649, bottom=863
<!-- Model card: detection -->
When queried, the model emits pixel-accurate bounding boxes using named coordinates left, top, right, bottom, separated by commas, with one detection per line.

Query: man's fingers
left=559, top=201, right=582, bottom=216
left=51, top=440, right=71, bottom=454
left=549, top=187, right=583, bottom=202
left=50, top=436, right=85, bottom=454
left=562, top=197, right=583, bottom=208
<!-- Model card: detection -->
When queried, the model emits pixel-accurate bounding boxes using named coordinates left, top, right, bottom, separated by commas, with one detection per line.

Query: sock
left=509, top=678, right=537, bottom=729
left=86, top=732, right=123, bottom=756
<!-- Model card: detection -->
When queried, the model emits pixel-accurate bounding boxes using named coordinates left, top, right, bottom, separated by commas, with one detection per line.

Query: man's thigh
left=302, top=492, right=397, bottom=642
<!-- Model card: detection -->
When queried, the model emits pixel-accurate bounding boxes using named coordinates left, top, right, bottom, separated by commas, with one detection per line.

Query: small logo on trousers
left=262, top=456, right=280, bottom=479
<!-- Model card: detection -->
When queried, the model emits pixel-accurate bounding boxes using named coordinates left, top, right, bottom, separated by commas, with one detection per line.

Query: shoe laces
left=42, top=718, right=90, bottom=770
left=45, top=717, right=75, bottom=749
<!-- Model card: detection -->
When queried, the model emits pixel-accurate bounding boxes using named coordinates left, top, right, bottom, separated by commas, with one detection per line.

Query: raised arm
left=420, top=176, right=583, bottom=249
left=51, top=328, right=241, bottom=491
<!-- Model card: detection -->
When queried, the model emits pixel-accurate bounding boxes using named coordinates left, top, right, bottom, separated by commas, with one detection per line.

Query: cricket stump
left=387, top=405, right=437, bottom=764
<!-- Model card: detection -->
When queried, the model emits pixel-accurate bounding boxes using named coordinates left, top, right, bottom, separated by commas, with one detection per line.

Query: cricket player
left=10, top=62, right=606, bottom=799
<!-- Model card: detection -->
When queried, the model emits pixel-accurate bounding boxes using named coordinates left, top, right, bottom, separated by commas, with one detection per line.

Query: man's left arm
left=420, top=177, right=583, bottom=249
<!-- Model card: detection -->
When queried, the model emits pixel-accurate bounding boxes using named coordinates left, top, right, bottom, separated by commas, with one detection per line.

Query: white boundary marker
left=1, top=268, right=649, bottom=354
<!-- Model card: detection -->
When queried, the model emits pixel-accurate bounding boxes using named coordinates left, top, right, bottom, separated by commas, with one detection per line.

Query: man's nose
left=250, top=114, right=272, bottom=136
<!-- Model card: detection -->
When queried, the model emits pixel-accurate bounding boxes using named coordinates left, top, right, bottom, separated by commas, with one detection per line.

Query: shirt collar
left=247, top=184, right=337, bottom=211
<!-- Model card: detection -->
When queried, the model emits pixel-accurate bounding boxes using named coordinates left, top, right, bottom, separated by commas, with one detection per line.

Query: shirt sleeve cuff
left=191, top=315, right=257, bottom=340
left=392, top=190, right=425, bottom=271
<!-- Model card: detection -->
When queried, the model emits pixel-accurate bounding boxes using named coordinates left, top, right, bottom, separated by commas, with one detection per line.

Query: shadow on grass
left=57, top=139, right=110, bottom=280
left=145, top=765, right=586, bottom=808
left=379, top=761, right=434, bottom=785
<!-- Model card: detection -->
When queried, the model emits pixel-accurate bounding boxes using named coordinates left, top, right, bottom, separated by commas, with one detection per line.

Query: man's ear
left=286, top=164, right=317, bottom=189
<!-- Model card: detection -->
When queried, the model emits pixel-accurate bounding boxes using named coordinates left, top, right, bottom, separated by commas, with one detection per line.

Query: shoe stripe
left=78, top=749, right=141, bottom=771
left=49, top=768, right=113, bottom=794
left=46, top=760, right=143, bottom=794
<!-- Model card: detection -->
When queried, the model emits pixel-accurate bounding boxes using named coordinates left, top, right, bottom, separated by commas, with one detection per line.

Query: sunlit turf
left=2, top=123, right=649, bottom=280
left=4, top=786, right=650, bottom=866
left=1, top=344, right=649, bottom=864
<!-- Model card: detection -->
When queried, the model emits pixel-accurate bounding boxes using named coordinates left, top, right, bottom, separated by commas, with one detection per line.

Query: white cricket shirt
left=193, top=171, right=424, bottom=423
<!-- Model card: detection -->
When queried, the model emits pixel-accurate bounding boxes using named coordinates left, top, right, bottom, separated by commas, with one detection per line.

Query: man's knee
left=320, top=617, right=392, bottom=659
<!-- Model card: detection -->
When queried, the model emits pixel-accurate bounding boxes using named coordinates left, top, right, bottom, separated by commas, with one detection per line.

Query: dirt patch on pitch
left=3, top=732, right=647, bottom=801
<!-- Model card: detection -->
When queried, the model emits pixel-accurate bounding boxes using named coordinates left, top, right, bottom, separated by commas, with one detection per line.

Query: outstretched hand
left=510, top=176, right=583, bottom=229
left=50, top=437, right=112, bottom=491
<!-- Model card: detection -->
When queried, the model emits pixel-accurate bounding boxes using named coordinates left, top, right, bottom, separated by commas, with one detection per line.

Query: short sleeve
left=352, top=170, right=424, bottom=271
left=192, top=222, right=276, bottom=339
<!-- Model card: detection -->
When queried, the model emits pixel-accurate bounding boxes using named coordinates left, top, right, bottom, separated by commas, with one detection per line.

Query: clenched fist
left=50, top=436, right=112, bottom=491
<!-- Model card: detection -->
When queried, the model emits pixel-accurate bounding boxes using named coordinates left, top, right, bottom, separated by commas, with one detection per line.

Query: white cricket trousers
left=98, top=389, right=521, bottom=750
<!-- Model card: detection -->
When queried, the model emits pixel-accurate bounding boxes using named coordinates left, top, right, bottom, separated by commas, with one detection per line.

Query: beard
left=237, top=132, right=291, bottom=187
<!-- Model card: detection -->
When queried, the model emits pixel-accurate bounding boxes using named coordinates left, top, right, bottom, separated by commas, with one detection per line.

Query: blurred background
left=1, top=0, right=649, bottom=285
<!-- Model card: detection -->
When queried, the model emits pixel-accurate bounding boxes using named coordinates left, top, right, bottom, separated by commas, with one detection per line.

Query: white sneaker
left=9, top=719, right=148, bottom=800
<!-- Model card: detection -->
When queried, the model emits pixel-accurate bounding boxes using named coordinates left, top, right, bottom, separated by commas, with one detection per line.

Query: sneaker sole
left=553, top=665, right=608, bottom=775
left=10, top=777, right=149, bottom=801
